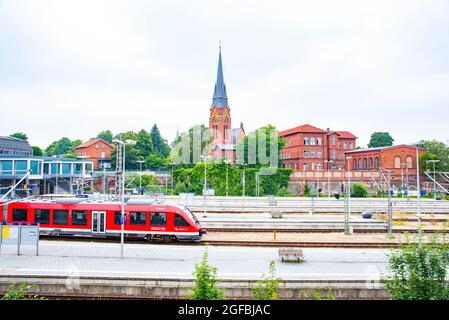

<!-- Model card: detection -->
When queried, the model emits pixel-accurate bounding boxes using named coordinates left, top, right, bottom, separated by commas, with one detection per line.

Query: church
left=208, top=45, right=245, bottom=164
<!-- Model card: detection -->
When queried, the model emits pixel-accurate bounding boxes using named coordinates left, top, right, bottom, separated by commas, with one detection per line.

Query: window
left=303, top=163, right=308, bottom=171
left=369, top=157, right=373, bottom=168
left=114, top=212, right=125, bottom=225
left=317, top=137, right=322, bottom=145
left=376, top=157, right=380, bottom=168
left=72, top=210, right=87, bottom=225
left=174, top=214, right=190, bottom=226
left=73, top=163, right=82, bottom=174
left=12, top=209, right=27, bottom=222
left=310, top=137, right=315, bottom=145
left=338, top=142, right=341, bottom=150
left=363, top=158, right=368, bottom=169
left=35, top=209, right=50, bottom=224
left=304, top=137, right=309, bottom=145
left=394, top=156, right=401, bottom=169
left=343, top=142, right=347, bottom=150
left=331, top=163, right=337, bottom=170
left=150, top=212, right=166, bottom=226
left=353, top=158, right=357, bottom=169
left=332, top=137, right=336, bottom=145
left=62, top=163, right=71, bottom=174
left=317, top=151, right=322, bottom=158
left=358, top=159, right=362, bottom=168
left=14, top=160, right=27, bottom=173
left=130, top=212, right=147, bottom=225
left=0, top=160, right=13, bottom=174
left=317, top=163, right=322, bottom=171
left=304, top=150, right=309, bottom=158
left=53, top=210, right=68, bottom=225
left=350, top=142, right=353, bottom=149
left=101, top=151, right=106, bottom=159
left=332, top=151, right=336, bottom=160
left=406, top=156, right=413, bottom=169
left=50, top=163, right=59, bottom=174
left=96, top=144, right=99, bottom=148
left=310, top=151, right=315, bottom=158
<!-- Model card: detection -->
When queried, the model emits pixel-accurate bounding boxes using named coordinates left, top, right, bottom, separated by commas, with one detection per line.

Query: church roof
left=211, top=45, right=229, bottom=109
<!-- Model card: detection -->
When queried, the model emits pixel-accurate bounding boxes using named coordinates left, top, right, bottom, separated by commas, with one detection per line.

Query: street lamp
left=137, top=160, right=145, bottom=195
left=426, top=159, right=440, bottom=198
left=416, top=146, right=422, bottom=243
left=200, top=155, right=210, bottom=217
left=324, top=160, right=334, bottom=199
left=344, top=156, right=352, bottom=235
left=112, top=138, right=136, bottom=259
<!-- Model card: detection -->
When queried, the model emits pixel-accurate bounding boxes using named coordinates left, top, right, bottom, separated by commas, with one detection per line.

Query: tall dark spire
left=211, top=44, right=228, bottom=108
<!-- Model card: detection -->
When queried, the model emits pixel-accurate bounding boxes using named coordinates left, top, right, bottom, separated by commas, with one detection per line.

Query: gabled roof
left=345, top=144, right=423, bottom=154
left=333, top=131, right=358, bottom=139
left=0, top=136, right=32, bottom=153
left=278, top=124, right=327, bottom=137
left=75, top=138, right=113, bottom=149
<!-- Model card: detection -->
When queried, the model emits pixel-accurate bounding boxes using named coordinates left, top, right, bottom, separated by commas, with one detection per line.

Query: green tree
left=384, top=235, right=449, bottom=300
left=151, top=124, right=170, bottom=158
left=418, top=140, right=449, bottom=172
left=136, top=129, right=153, bottom=158
left=110, top=131, right=141, bottom=170
left=125, top=173, right=158, bottom=188
left=97, top=130, right=113, bottom=144
left=252, top=260, right=281, bottom=300
left=188, top=249, right=225, bottom=300
left=45, top=137, right=77, bottom=156
left=145, top=154, right=166, bottom=170
left=171, top=124, right=213, bottom=167
left=31, top=146, right=43, bottom=156
left=351, top=182, right=368, bottom=197
left=9, top=132, right=28, bottom=141
left=368, top=132, right=394, bottom=148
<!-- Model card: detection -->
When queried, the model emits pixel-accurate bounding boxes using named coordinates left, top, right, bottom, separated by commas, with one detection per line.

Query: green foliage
left=237, top=124, right=285, bottom=168
left=1, top=284, right=45, bottom=300
left=418, top=140, right=449, bottom=172
left=351, top=182, right=368, bottom=198
left=125, top=173, right=158, bottom=189
left=9, top=132, right=28, bottom=141
left=171, top=124, right=213, bottom=167
left=45, top=137, right=80, bottom=156
left=188, top=249, right=225, bottom=300
left=276, top=187, right=293, bottom=197
left=368, top=132, right=394, bottom=148
left=313, top=288, right=336, bottom=300
left=145, top=154, right=167, bottom=170
left=252, top=260, right=281, bottom=300
left=31, top=146, right=43, bottom=156
left=172, top=162, right=292, bottom=196
left=304, top=182, right=311, bottom=196
left=97, top=130, right=113, bottom=143
left=384, top=235, right=449, bottom=300
left=151, top=124, right=170, bottom=158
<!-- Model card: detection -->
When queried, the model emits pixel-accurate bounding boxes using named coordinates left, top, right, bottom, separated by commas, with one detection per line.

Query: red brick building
left=75, top=138, right=113, bottom=169
left=208, top=45, right=245, bottom=163
left=279, top=124, right=357, bottom=172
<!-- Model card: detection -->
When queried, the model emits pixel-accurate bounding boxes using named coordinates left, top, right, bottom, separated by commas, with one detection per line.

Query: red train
left=0, top=198, right=205, bottom=242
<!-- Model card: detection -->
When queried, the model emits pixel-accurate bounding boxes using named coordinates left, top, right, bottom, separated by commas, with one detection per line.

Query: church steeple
left=211, top=44, right=228, bottom=109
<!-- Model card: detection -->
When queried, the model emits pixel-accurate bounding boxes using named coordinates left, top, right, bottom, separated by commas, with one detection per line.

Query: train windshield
left=184, top=208, right=199, bottom=224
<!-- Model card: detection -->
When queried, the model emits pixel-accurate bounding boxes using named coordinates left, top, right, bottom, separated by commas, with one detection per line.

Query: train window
left=53, top=210, right=68, bottom=225
left=130, top=212, right=146, bottom=225
left=34, top=209, right=50, bottom=224
left=150, top=212, right=166, bottom=226
left=12, top=209, right=27, bottom=222
left=174, top=214, right=190, bottom=227
left=72, top=210, right=87, bottom=226
left=114, top=212, right=125, bottom=225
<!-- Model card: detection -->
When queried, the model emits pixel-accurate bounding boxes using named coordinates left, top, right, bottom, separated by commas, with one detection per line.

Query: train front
left=184, top=207, right=206, bottom=242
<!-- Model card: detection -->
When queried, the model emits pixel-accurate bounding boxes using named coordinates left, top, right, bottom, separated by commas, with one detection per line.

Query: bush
left=1, top=284, right=44, bottom=300
left=252, top=260, right=281, bottom=300
left=384, top=235, right=449, bottom=300
left=188, top=249, right=225, bottom=300
left=304, top=183, right=311, bottom=197
left=276, top=188, right=292, bottom=197
left=351, top=183, right=368, bottom=198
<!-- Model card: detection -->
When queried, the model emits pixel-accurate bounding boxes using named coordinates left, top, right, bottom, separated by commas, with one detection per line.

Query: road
left=0, top=241, right=389, bottom=280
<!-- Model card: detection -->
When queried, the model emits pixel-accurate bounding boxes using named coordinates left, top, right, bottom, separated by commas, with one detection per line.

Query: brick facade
left=75, top=138, right=113, bottom=169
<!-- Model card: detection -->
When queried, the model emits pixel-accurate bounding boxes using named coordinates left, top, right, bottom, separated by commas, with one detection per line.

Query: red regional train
left=0, top=198, right=205, bottom=242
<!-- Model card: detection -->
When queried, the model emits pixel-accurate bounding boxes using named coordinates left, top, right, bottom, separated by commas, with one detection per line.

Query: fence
left=0, top=223, right=39, bottom=256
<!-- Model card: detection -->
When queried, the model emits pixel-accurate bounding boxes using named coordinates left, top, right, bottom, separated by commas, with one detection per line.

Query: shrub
left=384, top=235, right=449, bottom=300
left=1, top=284, right=45, bottom=300
left=351, top=183, right=368, bottom=198
left=252, top=260, right=281, bottom=300
left=188, top=249, right=225, bottom=300
left=276, top=188, right=292, bottom=197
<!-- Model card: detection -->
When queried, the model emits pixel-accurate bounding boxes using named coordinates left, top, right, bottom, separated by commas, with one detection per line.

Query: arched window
left=406, top=156, right=413, bottom=169
left=375, top=156, right=380, bottom=168
left=394, top=156, right=401, bottom=169
left=358, top=158, right=362, bottom=169
left=369, top=157, right=373, bottom=168
left=363, top=158, right=367, bottom=169
left=353, top=158, right=357, bottom=169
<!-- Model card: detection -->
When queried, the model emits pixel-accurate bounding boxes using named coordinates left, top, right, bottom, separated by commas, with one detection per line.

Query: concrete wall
left=0, top=275, right=388, bottom=300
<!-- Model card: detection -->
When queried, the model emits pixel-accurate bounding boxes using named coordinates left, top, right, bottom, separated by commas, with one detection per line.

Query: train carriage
left=1, top=198, right=205, bottom=242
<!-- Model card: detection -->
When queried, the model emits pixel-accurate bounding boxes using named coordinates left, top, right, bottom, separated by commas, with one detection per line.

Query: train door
left=92, top=211, right=106, bottom=234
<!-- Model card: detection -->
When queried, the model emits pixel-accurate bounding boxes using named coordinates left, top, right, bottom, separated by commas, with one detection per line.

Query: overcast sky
left=0, top=0, right=448, bottom=149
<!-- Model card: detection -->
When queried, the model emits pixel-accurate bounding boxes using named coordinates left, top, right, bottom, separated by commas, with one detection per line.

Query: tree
left=97, top=130, right=113, bottom=144
left=31, top=146, right=43, bottom=156
left=252, top=260, right=281, bottom=300
left=135, top=129, right=153, bottom=158
left=145, top=154, right=166, bottom=170
left=418, top=140, right=449, bottom=172
left=351, top=182, right=368, bottom=198
left=110, top=131, right=142, bottom=170
left=188, top=249, right=225, bottom=300
left=368, top=132, right=394, bottom=148
left=171, top=124, right=213, bottom=167
left=125, top=173, right=158, bottom=188
left=384, top=235, right=449, bottom=300
left=45, top=137, right=75, bottom=156
left=10, top=132, right=28, bottom=141
left=151, top=124, right=170, bottom=158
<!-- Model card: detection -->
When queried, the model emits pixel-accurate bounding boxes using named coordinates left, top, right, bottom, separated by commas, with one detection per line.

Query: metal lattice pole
left=344, top=193, right=350, bottom=235
left=115, top=135, right=123, bottom=200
